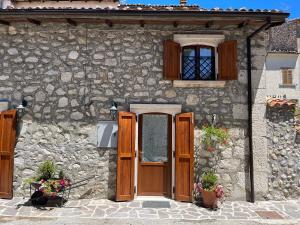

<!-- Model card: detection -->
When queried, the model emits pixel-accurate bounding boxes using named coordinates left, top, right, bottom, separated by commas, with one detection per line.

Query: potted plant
left=24, top=160, right=71, bottom=206
left=202, top=125, right=229, bottom=152
left=194, top=171, right=224, bottom=209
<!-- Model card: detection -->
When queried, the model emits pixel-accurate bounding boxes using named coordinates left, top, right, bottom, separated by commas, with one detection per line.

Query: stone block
left=254, top=172, right=269, bottom=199
left=233, top=104, right=248, bottom=120
left=251, top=70, right=266, bottom=89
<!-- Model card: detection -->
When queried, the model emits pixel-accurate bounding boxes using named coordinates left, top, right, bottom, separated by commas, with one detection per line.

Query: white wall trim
left=173, top=34, right=225, bottom=47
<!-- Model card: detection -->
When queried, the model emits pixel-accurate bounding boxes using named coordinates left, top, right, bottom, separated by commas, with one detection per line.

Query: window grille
left=182, top=45, right=215, bottom=80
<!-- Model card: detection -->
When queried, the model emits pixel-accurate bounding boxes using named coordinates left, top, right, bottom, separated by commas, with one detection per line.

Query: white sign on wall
left=97, top=121, right=118, bottom=148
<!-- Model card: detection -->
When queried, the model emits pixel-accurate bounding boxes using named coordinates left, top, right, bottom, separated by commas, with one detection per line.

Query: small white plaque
left=97, top=121, right=118, bottom=148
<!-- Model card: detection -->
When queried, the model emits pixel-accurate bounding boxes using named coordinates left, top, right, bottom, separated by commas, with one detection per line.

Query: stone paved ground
left=0, top=198, right=299, bottom=222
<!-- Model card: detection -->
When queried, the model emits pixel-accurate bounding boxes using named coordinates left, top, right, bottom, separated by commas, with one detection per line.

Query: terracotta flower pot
left=201, top=189, right=217, bottom=209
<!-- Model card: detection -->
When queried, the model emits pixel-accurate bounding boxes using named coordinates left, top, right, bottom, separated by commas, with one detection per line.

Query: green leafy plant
left=37, top=160, right=57, bottom=181
left=201, top=171, right=218, bottom=191
left=58, top=170, right=65, bottom=179
left=202, top=125, right=229, bottom=152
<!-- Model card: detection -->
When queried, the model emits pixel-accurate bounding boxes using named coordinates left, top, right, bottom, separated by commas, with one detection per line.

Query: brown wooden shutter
left=175, top=112, right=194, bottom=202
left=218, top=40, right=238, bottom=80
left=0, top=110, right=17, bottom=199
left=163, top=40, right=181, bottom=80
left=116, top=111, right=136, bottom=201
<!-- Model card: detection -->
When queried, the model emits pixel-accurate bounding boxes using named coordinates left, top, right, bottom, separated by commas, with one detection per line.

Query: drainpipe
left=247, top=18, right=271, bottom=203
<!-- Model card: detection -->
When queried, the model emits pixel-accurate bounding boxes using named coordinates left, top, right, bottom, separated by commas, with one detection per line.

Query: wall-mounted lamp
left=16, top=99, right=27, bottom=118
left=109, top=101, right=118, bottom=120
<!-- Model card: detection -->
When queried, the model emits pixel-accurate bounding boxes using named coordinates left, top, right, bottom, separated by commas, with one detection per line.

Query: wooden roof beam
left=139, top=20, right=145, bottom=27
left=205, top=21, right=213, bottom=28
left=66, top=18, right=77, bottom=26
left=27, top=18, right=41, bottom=26
left=0, top=19, right=10, bottom=26
left=238, top=20, right=249, bottom=28
left=105, top=19, right=113, bottom=27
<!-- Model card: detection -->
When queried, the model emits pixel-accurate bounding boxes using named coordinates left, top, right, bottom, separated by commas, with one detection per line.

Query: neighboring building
left=266, top=19, right=300, bottom=102
left=0, top=0, right=292, bottom=202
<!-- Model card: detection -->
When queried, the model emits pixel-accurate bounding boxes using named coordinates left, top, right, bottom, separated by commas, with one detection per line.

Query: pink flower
left=207, top=146, right=215, bottom=152
left=60, top=179, right=65, bottom=186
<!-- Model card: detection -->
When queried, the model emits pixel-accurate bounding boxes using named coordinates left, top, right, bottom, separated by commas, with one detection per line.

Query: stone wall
left=266, top=105, right=300, bottom=200
left=0, top=23, right=267, bottom=200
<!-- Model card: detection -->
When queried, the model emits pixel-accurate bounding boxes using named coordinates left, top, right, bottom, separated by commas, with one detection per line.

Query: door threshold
left=135, top=196, right=172, bottom=201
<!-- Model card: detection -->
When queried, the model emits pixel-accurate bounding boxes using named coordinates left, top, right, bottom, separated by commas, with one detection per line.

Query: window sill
left=173, top=80, right=226, bottom=88
left=279, top=84, right=296, bottom=88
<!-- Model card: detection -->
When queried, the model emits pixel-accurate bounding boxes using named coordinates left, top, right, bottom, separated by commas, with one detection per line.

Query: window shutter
left=175, top=112, right=194, bottom=202
left=282, top=69, right=293, bottom=85
left=163, top=40, right=181, bottom=80
left=116, top=111, right=136, bottom=201
left=218, top=40, right=238, bottom=80
left=287, top=70, right=293, bottom=84
left=0, top=110, right=17, bottom=199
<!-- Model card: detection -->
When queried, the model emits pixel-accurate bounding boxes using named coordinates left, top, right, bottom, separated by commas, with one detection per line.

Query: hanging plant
left=202, top=125, right=229, bottom=152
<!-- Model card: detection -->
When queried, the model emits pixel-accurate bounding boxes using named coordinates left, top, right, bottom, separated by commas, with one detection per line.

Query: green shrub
left=201, top=171, right=218, bottom=191
left=37, top=160, right=56, bottom=180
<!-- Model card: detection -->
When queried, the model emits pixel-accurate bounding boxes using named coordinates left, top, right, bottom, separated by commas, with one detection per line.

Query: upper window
left=182, top=45, right=215, bottom=80
left=163, top=39, right=237, bottom=82
left=281, top=69, right=293, bottom=85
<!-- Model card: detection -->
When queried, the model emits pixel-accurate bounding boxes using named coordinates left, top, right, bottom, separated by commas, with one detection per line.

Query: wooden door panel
left=175, top=112, right=194, bottom=202
left=176, top=158, right=191, bottom=201
left=0, top=110, right=17, bottom=199
left=138, top=113, right=172, bottom=197
left=116, top=111, right=136, bottom=202
left=138, top=165, right=166, bottom=195
left=119, top=159, right=133, bottom=196
left=0, top=155, right=12, bottom=196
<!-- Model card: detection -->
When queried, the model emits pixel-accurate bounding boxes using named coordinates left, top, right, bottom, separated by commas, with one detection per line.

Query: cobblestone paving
left=0, top=198, right=299, bottom=221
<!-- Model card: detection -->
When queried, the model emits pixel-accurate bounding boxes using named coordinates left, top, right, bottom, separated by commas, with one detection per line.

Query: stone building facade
left=0, top=4, right=291, bottom=201
left=0, top=22, right=264, bottom=200
left=266, top=102, right=300, bottom=200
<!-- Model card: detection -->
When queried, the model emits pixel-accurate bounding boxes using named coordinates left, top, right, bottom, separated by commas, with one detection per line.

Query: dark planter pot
left=201, top=189, right=217, bottom=209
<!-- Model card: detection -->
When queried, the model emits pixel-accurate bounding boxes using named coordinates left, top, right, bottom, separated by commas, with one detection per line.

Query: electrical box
left=0, top=99, right=10, bottom=112
left=97, top=121, right=118, bottom=148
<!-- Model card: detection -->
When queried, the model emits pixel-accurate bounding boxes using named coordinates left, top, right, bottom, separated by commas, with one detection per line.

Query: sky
left=124, top=0, right=300, bottom=19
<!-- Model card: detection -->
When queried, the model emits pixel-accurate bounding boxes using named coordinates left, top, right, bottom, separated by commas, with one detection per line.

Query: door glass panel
left=142, top=114, right=168, bottom=162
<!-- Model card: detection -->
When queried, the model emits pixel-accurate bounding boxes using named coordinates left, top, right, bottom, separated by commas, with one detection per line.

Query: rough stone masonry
left=0, top=22, right=268, bottom=200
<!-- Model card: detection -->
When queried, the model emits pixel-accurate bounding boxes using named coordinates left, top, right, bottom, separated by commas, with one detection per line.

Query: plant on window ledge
left=202, top=125, right=229, bottom=152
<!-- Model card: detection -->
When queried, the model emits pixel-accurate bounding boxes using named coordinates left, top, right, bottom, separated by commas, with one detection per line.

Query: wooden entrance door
left=175, top=112, right=194, bottom=202
left=116, top=111, right=136, bottom=201
left=138, top=113, right=172, bottom=197
left=0, top=110, right=17, bottom=199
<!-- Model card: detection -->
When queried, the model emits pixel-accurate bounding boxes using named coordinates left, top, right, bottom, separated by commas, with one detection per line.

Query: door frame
left=137, top=113, right=172, bottom=197
left=130, top=104, right=182, bottom=199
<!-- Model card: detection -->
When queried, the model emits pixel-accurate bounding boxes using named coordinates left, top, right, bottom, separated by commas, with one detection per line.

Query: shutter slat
left=175, top=112, right=194, bottom=202
left=0, top=110, right=17, bottom=199
left=218, top=40, right=238, bottom=80
left=163, top=40, right=181, bottom=80
left=116, top=111, right=136, bottom=201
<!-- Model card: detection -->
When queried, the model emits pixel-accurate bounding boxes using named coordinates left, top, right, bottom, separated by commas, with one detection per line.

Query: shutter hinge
left=134, top=186, right=136, bottom=194
left=173, top=186, right=175, bottom=194
left=135, top=115, right=137, bottom=121
left=135, top=151, right=137, bottom=158
left=173, top=151, right=176, bottom=158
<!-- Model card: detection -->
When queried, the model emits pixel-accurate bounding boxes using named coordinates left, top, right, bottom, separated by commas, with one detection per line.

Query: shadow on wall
left=95, top=147, right=117, bottom=201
